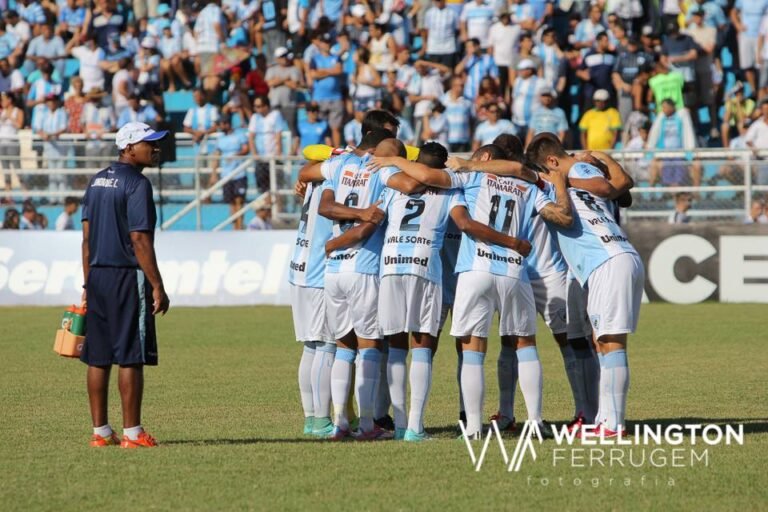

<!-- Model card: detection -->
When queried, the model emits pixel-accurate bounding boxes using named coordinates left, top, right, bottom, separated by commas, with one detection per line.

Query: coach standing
left=80, top=122, right=170, bottom=448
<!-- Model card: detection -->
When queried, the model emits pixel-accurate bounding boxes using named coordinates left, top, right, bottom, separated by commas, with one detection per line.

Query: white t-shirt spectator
left=408, top=70, right=445, bottom=118
left=194, top=3, right=224, bottom=53
left=112, top=68, right=133, bottom=116
left=248, top=110, right=285, bottom=155
left=423, top=6, right=458, bottom=55
left=488, top=21, right=520, bottom=68
left=0, top=68, right=24, bottom=94
left=55, top=211, right=75, bottom=230
left=745, top=117, right=768, bottom=148
left=71, top=45, right=106, bottom=93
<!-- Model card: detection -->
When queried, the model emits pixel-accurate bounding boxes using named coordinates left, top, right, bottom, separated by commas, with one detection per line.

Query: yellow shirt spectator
left=579, top=107, right=622, bottom=150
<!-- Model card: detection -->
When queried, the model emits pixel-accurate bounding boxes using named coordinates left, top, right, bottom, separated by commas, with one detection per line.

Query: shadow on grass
left=163, top=438, right=321, bottom=445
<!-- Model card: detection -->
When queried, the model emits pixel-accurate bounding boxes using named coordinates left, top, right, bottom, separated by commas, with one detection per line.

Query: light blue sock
left=407, top=348, right=433, bottom=433
left=387, top=347, right=408, bottom=430
left=517, top=346, right=543, bottom=422
left=603, top=350, right=629, bottom=431
left=460, top=350, right=486, bottom=435
left=357, top=348, right=381, bottom=432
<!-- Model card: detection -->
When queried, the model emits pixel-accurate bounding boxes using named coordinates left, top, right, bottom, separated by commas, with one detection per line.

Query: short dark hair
left=362, top=109, right=399, bottom=135
left=493, top=134, right=524, bottom=160
left=596, top=32, right=609, bottom=41
left=525, top=133, right=568, bottom=167
left=358, top=128, right=396, bottom=150
left=472, top=144, right=506, bottom=161
left=254, top=94, right=270, bottom=107
left=64, top=196, right=79, bottom=207
left=468, top=37, right=480, bottom=47
left=417, top=141, right=448, bottom=169
left=661, top=98, right=676, bottom=107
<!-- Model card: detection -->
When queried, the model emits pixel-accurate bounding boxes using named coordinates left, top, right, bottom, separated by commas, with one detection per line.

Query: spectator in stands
left=535, top=27, right=563, bottom=90
left=624, top=119, right=651, bottom=182
left=488, top=10, right=519, bottom=101
left=441, top=75, right=473, bottom=152
left=69, top=34, right=108, bottom=93
left=3, top=10, right=31, bottom=49
left=248, top=205, right=273, bottom=230
left=89, top=0, right=127, bottom=50
left=26, top=22, right=66, bottom=77
left=81, top=87, right=115, bottom=168
left=744, top=199, right=768, bottom=223
left=408, top=59, right=450, bottom=143
left=33, top=94, right=69, bottom=202
left=266, top=47, right=303, bottom=136
left=745, top=99, right=768, bottom=185
left=159, top=25, right=191, bottom=92
left=248, top=94, right=286, bottom=193
left=0, top=90, right=23, bottom=179
left=509, top=0, right=535, bottom=32
left=368, top=22, right=397, bottom=73
left=647, top=98, right=701, bottom=188
left=2, top=207, right=20, bottom=229
left=0, top=57, right=24, bottom=97
left=731, top=0, right=768, bottom=95
left=63, top=76, right=86, bottom=138
left=111, top=58, right=135, bottom=119
left=475, top=76, right=507, bottom=122
left=511, top=58, right=544, bottom=139
left=117, top=93, right=161, bottom=128
left=527, top=86, right=568, bottom=145
left=308, top=32, right=344, bottom=147
left=183, top=88, right=220, bottom=148
left=574, top=4, right=606, bottom=55
left=135, top=37, right=162, bottom=104
left=648, top=60, right=685, bottom=113
left=57, top=0, right=86, bottom=42
left=456, top=38, right=498, bottom=101
left=509, top=32, right=541, bottom=85
left=344, top=109, right=364, bottom=147
left=685, top=6, right=718, bottom=138
left=0, top=21, right=24, bottom=68
left=721, top=82, right=755, bottom=148
left=421, top=100, right=449, bottom=146
left=351, top=46, right=382, bottom=113
left=668, top=192, right=693, bottom=224
left=578, top=32, right=616, bottom=110
left=579, top=89, right=621, bottom=150
left=26, top=60, right=61, bottom=109
left=297, top=102, right=331, bottom=155
left=473, top=102, right=514, bottom=150
left=422, top=0, right=459, bottom=68
left=661, top=20, right=698, bottom=109
left=211, top=114, right=250, bottom=230
left=254, top=0, right=286, bottom=64
left=55, top=196, right=79, bottom=230
left=20, top=201, right=41, bottom=230
left=613, top=36, right=653, bottom=124
left=460, top=0, right=494, bottom=49
left=194, top=0, right=226, bottom=92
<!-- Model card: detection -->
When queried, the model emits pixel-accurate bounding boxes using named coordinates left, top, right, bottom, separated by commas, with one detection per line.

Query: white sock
left=497, top=345, right=518, bottom=420
left=298, top=342, right=316, bottom=418
left=375, top=341, right=391, bottom=419
left=357, top=348, right=381, bottom=432
left=407, top=348, right=432, bottom=433
left=517, top=346, right=543, bottom=423
left=387, top=347, right=408, bottom=430
left=311, top=342, right=336, bottom=419
left=93, top=424, right=113, bottom=437
left=603, top=350, right=630, bottom=431
left=457, top=349, right=465, bottom=416
left=123, top=425, right=143, bottom=440
left=460, top=350, right=485, bottom=435
left=331, top=348, right=356, bottom=430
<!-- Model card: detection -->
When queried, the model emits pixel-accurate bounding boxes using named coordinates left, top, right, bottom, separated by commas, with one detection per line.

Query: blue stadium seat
left=163, top=91, right=195, bottom=113
left=63, top=59, right=80, bottom=78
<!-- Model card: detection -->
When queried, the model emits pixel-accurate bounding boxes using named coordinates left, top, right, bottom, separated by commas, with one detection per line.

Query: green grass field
left=1, top=304, right=766, bottom=511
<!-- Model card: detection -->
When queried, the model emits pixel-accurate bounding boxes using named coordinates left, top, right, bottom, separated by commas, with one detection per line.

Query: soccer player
left=80, top=122, right=170, bottom=448
left=525, top=134, right=642, bottom=436
left=371, top=144, right=573, bottom=438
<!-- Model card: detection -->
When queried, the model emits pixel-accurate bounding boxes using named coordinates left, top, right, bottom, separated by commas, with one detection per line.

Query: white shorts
left=450, top=270, right=537, bottom=338
left=566, top=275, right=591, bottom=340
left=586, top=253, right=645, bottom=340
left=290, top=284, right=335, bottom=343
left=324, top=272, right=381, bottom=340
left=739, top=34, right=758, bottom=70
left=531, top=270, right=567, bottom=334
left=378, top=275, right=442, bottom=337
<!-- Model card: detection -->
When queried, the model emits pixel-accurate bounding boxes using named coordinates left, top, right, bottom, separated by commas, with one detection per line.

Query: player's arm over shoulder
left=568, top=156, right=633, bottom=199
left=325, top=222, right=379, bottom=256
left=449, top=205, right=532, bottom=256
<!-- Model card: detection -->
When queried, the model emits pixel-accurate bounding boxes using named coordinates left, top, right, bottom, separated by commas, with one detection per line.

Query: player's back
left=379, top=186, right=463, bottom=284
left=553, top=162, right=638, bottom=285
left=451, top=172, right=540, bottom=279
left=323, top=152, right=386, bottom=275
left=289, top=182, right=333, bottom=287
left=525, top=181, right=567, bottom=280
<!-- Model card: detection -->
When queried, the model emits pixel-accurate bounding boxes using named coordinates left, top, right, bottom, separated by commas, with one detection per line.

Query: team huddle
left=288, top=110, right=644, bottom=442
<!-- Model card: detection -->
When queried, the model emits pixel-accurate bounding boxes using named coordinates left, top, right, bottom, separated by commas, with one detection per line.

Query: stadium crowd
left=2, top=0, right=768, bottom=209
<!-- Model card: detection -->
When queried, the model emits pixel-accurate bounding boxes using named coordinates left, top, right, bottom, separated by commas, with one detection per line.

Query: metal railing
left=2, top=137, right=768, bottom=229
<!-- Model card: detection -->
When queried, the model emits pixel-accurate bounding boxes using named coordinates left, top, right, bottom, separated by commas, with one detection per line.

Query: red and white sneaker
left=328, top=427, right=352, bottom=442
left=578, top=423, right=627, bottom=439
left=566, top=413, right=585, bottom=433
left=353, top=425, right=394, bottom=441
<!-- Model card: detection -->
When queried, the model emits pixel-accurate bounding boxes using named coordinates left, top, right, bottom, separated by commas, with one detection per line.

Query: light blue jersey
left=451, top=172, right=548, bottom=279
left=322, top=152, right=387, bottom=275
left=525, top=180, right=567, bottom=280
left=289, top=182, right=334, bottom=288
left=379, top=186, right=465, bottom=284
left=549, top=162, right=638, bottom=285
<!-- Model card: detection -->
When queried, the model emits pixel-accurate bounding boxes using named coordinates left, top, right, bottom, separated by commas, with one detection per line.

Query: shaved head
left=374, top=138, right=407, bottom=158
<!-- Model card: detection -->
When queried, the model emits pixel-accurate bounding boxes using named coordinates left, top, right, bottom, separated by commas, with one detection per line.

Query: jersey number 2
left=400, top=198, right=425, bottom=232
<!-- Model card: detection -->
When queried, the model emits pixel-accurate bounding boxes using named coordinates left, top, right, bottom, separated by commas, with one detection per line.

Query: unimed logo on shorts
left=459, top=421, right=745, bottom=474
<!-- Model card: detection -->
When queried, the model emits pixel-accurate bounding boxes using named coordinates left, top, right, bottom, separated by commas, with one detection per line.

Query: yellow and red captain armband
left=302, top=144, right=421, bottom=162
